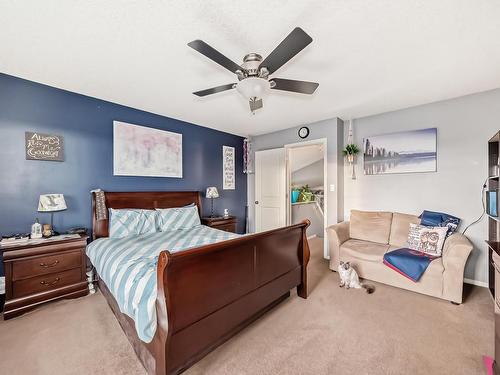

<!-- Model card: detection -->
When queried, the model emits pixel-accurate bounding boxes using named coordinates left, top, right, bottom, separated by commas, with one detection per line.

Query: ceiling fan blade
left=249, top=98, right=263, bottom=112
left=193, top=83, right=236, bottom=97
left=270, top=78, right=319, bottom=94
left=259, top=27, right=313, bottom=75
left=188, top=40, right=242, bottom=74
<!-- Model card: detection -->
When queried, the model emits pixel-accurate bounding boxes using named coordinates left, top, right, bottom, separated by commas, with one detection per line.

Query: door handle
left=255, top=201, right=259, bottom=204
left=40, top=260, right=60, bottom=268
left=40, top=277, right=60, bottom=286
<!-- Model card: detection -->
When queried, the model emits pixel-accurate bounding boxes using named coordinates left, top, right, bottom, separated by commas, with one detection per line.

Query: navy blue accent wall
left=0, top=73, right=247, bottom=236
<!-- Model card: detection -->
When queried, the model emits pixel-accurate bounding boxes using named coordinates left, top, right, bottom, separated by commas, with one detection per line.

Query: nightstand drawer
left=201, top=216, right=238, bottom=234
left=216, top=223, right=237, bottom=233
left=12, top=268, right=83, bottom=298
left=12, top=250, right=82, bottom=281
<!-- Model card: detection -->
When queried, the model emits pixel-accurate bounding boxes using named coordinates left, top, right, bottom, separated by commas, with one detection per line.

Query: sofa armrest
left=326, top=221, right=350, bottom=270
left=441, top=233, right=473, bottom=303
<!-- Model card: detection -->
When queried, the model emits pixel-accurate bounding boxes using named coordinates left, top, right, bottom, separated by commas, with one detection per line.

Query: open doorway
left=286, top=139, right=327, bottom=257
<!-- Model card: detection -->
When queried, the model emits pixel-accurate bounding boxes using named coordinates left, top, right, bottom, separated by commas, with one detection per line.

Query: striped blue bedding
left=86, top=225, right=239, bottom=342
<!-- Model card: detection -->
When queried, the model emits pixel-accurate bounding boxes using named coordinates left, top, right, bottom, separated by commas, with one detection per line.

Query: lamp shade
left=235, top=77, right=270, bottom=100
left=38, top=194, right=67, bottom=212
left=205, top=187, right=219, bottom=199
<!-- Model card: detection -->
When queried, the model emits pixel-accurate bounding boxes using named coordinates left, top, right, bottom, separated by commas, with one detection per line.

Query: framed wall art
left=113, top=121, right=182, bottom=178
left=363, top=128, right=437, bottom=175
left=223, top=145, right=235, bottom=189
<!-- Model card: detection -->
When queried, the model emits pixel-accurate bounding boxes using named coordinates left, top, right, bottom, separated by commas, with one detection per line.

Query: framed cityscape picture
left=363, top=128, right=437, bottom=175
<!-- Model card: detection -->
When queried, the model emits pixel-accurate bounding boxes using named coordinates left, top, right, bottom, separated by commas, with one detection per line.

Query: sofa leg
left=451, top=301, right=461, bottom=305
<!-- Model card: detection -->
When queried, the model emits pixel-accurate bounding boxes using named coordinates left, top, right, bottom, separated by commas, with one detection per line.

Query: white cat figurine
left=338, top=261, right=374, bottom=294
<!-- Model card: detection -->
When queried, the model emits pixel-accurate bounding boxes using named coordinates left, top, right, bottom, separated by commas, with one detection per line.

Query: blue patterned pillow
left=156, top=205, right=201, bottom=231
left=109, top=209, right=158, bottom=238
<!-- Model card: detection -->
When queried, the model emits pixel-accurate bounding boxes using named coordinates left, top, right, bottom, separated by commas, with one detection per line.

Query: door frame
left=285, top=138, right=328, bottom=259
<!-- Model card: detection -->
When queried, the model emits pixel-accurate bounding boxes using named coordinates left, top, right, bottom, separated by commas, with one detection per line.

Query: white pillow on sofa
left=407, top=223, right=448, bottom=256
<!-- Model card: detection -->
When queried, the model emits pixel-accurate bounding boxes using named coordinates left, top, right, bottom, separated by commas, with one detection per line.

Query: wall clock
left=298, top=126, right=310, bottom=139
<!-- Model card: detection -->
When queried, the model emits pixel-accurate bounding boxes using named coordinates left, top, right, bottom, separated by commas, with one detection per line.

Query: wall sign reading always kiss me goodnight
left=25, top=131, right=64, bottom=161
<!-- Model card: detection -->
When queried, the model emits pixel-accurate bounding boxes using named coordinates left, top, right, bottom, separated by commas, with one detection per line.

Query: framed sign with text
left=223, top=145, right=235, bottom=190
left=25, top=132, right=64, bottom=162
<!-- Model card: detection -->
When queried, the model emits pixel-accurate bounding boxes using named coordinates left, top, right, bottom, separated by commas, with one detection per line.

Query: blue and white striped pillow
left=109, top=209, right=158, bottom=238
left=156, top=205, right=201, bottom=232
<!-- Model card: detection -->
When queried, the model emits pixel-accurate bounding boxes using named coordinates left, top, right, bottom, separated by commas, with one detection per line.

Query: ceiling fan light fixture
left=188, top=27, right=318, bottom=113
left=235, top=77, right=270, bottom=100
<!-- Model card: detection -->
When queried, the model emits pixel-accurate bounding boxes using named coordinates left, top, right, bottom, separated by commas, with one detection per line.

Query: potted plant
left=343, top=143, right=360, bottom=180
left=298, top=185, right=313, bottom=202
left=343, top=144, right=360, bottom=163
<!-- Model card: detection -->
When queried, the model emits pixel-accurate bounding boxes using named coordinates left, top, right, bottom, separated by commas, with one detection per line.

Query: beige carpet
left=0, top=237, right=493, bottom=375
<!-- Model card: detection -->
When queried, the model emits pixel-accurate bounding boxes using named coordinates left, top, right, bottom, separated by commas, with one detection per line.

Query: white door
left=255, top=148, right=286, bottom=232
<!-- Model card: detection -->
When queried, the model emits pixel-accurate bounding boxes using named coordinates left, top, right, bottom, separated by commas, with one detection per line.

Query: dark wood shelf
left=486, top=240, right=500, bottom=254
left=488, top=131, right=500, bottom=298
left=488, top=214, right=500, bottom=222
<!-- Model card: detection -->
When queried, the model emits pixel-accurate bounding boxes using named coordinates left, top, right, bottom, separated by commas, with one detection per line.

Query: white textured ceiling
left=1, top=1, right=500, bottom=136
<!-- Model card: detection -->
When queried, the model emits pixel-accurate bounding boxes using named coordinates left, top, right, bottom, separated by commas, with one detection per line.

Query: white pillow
left=407, top=223, right=448, bottom=256
left=109, top=209, right=158, bottom=238
left=156, top=205, right=201, bottom=231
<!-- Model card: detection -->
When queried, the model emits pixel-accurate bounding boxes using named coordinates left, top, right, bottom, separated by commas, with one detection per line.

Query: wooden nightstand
left=201, top=216, right=238, bottom=233
left=2, top=234, right=89, bottom=319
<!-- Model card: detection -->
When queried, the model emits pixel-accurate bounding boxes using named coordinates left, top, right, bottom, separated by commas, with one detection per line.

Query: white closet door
left=255, top=148, right=286, bottom=232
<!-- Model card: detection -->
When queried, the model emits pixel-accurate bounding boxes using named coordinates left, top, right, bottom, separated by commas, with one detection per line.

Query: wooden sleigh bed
left=91, top=191, right=310, bottom=375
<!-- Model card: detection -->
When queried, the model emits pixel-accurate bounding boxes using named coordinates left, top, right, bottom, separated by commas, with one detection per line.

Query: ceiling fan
left=188, top=27, right=319, bottom=113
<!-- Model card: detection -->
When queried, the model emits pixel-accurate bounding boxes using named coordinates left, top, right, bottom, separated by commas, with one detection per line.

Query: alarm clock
left=298, top=126, right=309, bottom=139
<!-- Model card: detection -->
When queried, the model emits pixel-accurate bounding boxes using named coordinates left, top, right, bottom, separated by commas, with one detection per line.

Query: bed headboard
left=91, top=191, right=202, bottom=239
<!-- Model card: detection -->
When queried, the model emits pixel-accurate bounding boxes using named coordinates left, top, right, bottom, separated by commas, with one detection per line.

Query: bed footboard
left=155, top=220, right=310, bottom=375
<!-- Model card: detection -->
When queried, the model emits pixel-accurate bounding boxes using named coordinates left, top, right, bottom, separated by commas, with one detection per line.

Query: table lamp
left=38, top=194, right=67, bottom=236
left=205, top=187, right=219, bottom=218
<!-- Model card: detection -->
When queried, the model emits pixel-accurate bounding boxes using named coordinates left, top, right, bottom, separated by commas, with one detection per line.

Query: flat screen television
left=487, top=190, right=498, bottom=217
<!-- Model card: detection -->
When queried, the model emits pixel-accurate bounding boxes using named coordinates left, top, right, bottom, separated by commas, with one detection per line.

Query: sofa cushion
left=350, top=210, right=393, bottom=244
left=389, top=212, right=420, bottom=247
left=340, top=239, right=390, bottom=262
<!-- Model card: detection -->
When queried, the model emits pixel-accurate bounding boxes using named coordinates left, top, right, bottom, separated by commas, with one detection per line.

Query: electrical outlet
left=330, top=184, right=335, bottom=192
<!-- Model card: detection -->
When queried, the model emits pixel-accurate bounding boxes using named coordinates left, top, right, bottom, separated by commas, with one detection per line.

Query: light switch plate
left=330, top=184, right=335, bottom=192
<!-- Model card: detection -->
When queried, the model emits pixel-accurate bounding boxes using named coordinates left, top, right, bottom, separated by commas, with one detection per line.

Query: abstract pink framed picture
left=113, top=121, right=182, bottom=178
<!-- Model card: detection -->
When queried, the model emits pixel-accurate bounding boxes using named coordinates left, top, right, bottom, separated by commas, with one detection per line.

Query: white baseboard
left=464, top=278, right=488, bottom=288
left=307, top=234, right=317, bottom=240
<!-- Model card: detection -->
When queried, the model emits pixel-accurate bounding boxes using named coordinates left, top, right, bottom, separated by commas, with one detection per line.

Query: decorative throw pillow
left=156, top=205, right=201, bottom=231
left=407, top=223, right=448, bottom=256
left=109, top=209, right=157, bottom=238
